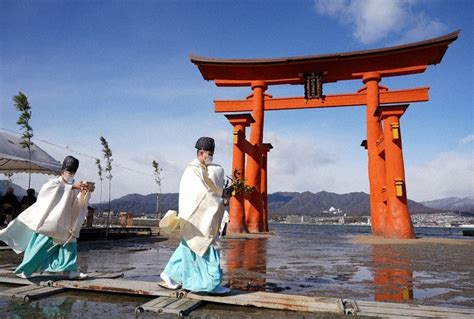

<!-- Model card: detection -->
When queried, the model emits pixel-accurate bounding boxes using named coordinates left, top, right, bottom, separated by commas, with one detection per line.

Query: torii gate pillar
left=363, top=72, right=387, bottom=236
left=375, top=104, right=415, bottom=239
left=225, top=113, right=255, bottom=234
left=245, top=81, right=268, bottom=233
left=261, top=143, right=273, bottom=232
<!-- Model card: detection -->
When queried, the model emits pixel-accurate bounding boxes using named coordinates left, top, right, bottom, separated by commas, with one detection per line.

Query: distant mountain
left=1, top=179, right=458, bottom=216
left=93, top=193, right=178, bottom=216
left=93, top=190, right=441, bottom=216
left=421, top=197, right=474, bottom=213
left=268, top=191, right=370, bottom=216
left=268, top=191, right=440, bottom=216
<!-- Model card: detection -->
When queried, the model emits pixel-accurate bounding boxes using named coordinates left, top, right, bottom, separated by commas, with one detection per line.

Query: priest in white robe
left=159, top=137, right=231, bottom=294
left=0, top=156, right=94, bottom=279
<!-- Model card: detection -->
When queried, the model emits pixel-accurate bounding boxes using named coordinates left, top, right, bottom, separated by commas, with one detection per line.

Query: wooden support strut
left=260, top=143, right=273, bottom=232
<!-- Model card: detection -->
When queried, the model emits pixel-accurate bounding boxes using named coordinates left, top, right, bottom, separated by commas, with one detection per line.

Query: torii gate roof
left=190, top=30, right=459, bottom=85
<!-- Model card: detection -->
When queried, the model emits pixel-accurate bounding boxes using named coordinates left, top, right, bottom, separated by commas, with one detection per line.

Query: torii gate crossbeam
left=214, top=87, right=429, bottom=112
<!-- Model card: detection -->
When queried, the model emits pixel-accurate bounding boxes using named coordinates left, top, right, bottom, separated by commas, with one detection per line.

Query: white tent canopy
left=0, top=132, right=61, bottom=175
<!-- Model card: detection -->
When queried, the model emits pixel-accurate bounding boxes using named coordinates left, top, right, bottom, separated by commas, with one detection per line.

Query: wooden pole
left=260, top=143, right=273, bottom=232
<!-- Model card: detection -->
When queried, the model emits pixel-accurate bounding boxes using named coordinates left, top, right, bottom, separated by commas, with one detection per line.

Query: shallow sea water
left=1, top=224, right=473, bottom=318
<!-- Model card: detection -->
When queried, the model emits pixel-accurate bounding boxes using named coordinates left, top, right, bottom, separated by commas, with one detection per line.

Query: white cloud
left=352, top=0, right=409, bottom=44
left=314, top=0, right=347, bottom=16
left=460, top=134, right=474, bottom=144
left=397, top=11, right=447, bottom=44
left=314, top=0, right=447, bottom=44
left=406, top=151, right=474, bottom=201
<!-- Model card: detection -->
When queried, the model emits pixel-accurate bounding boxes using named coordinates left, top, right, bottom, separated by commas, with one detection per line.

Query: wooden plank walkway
left=49, top=278, right=177, bottom=297
left=0, top=272, right=473, bottom=318
left=136, top=297, right=202, bottom=316
left=48, top=278, right=345, bottom=314
left=356, top=300, right=474, bottom=318
left=0, top=284, right=65, bottom=302
left=0, top=270, right=124, bottom=286
left=186, top=290, right=343, bottom=314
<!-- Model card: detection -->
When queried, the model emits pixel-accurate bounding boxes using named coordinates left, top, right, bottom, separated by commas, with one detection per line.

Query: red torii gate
left=191, top=31, right=459, bottom=238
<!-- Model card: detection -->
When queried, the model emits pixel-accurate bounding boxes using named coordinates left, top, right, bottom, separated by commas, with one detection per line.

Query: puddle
left=350, top=266, right=373, bottom=282
left=414, top=287, right=456, bottom=299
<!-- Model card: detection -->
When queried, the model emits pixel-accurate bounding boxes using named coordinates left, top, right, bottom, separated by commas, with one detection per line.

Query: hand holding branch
left=73, top=181, right=96, bottom=192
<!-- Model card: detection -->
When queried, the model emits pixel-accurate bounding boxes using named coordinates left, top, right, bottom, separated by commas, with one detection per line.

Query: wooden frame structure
left=191, top=31, right=459, bottom=238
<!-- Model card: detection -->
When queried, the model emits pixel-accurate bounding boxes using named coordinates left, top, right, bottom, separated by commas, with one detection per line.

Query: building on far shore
left=279, top=212, right=472, bottom=227
left=285, top=215, right=300, bottom=223
left=322, top=206, right=343, bottom=214
left=301, top=215, right=311, bottom=223
left=284, top=214, right=370, bottom=225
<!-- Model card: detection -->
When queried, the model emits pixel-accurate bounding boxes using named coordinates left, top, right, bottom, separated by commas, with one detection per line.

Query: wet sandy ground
left=0, top=224, right=473, bottom=317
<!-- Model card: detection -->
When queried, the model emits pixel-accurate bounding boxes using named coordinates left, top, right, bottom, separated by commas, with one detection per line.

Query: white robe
left=0, top=177, right=90, bottom=253
left=178, top=159, right=225, bottom=257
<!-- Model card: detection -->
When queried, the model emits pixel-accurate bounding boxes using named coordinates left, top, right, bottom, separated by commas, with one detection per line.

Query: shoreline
left=351, top=234, right=474, bottom=245
left=268, top=221, right=473, bottom=229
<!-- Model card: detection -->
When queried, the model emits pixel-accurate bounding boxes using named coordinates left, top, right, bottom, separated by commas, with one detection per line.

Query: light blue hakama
left=163, top=240, right=222, bottom=292
left=14, top=233, right=78, bottom=277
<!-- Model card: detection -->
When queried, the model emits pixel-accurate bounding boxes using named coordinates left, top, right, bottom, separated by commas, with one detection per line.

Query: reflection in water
left=1, top=291, right=152, bottom=318
left=7, top=296, right=74, bottom=318
left=372, top=244, right=413, bottom=302
left=223, top=234, right=416, bottom=300
left=224, top=238, right=268, bottom=291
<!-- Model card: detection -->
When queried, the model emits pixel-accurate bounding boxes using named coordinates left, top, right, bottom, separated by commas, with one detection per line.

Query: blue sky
left=0, top=0, right=472, bottom=203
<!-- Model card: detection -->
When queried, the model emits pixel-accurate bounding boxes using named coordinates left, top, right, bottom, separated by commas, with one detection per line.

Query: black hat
left=195, top=137, right=215, bottom=153
left=61, top=156, right=79, bottom=173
